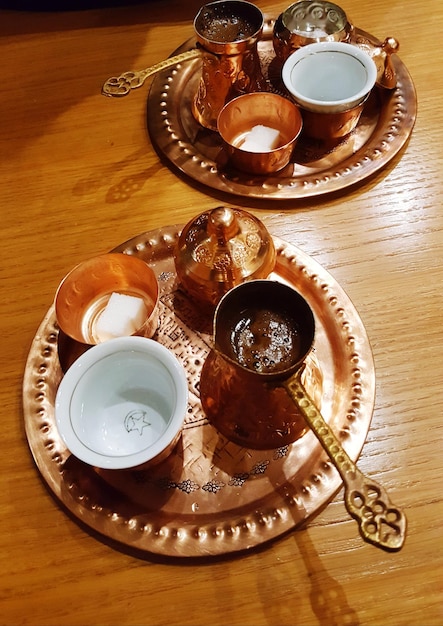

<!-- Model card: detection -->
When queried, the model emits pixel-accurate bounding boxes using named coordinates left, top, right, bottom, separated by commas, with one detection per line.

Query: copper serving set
left=23, top=1, right=416, bottom=558
left=25, top=206, right=407, bottom=555
left=102, top=0, right=401, bottom=137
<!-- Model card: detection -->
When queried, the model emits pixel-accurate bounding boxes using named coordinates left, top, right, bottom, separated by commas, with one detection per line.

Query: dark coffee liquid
left=200, top=16, right=257, bottom=42
left=230, top=308, right=301, bottom=373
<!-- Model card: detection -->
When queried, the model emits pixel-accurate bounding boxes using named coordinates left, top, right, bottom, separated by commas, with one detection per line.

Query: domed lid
left=174, top=206, right=276, bottom=309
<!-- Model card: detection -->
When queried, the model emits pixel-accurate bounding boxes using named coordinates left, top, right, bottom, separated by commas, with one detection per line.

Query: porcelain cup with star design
left=55, top=336, right=188, bottom=469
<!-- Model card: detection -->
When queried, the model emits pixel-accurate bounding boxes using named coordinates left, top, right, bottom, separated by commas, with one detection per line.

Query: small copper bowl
left=217, top=92, right=303, bottom=175
left=55, top=253, right=159, bottom=345
left=273, top=0, right=353, bottom=61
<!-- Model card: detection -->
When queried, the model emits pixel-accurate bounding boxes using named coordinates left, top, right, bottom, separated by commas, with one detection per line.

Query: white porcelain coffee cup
left=55, top=336, right=188, bottom=469
left=282, top=41, right=377, bottom=114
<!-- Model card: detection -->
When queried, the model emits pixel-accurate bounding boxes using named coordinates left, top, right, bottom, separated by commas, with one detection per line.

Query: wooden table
left=1, top=1, right=442, bottom=624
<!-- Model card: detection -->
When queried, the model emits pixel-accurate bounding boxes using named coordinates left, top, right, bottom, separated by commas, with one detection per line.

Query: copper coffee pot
left=192, top=0, right=268, bottom=130
left=200, top=280, right=407, bottom=552
left=102, top=0, right=267, bottom=130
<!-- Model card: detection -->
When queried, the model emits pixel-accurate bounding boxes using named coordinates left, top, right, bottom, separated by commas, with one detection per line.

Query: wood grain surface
left=1, top=1, right=442, bottom=624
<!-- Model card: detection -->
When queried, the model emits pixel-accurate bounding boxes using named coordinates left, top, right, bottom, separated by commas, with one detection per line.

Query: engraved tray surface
left=23, top=227, right=375, bottom=558
left=147, top=18, right=417, bottom=200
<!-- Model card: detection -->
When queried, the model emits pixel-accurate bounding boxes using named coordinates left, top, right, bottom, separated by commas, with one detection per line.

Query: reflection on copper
left=298, top=96, right=368, bottom=140
left=201, top=279, right=406, bottom=551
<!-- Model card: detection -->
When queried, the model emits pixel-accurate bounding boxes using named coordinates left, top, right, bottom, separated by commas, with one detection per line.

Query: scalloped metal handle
left=101, top=48, right=202, bottom=97
left=283, top=376, right=407, bottom=552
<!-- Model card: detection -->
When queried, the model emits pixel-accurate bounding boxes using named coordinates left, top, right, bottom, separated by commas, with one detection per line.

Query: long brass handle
left=283, top=376, right=407, bottom=552
left=101, top=48, right=202, bottom=97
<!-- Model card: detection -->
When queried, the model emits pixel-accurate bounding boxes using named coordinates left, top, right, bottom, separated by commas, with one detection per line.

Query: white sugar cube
left=241, top=124, right=280, bottom=152
left=95, top=292, right=148, bottom=342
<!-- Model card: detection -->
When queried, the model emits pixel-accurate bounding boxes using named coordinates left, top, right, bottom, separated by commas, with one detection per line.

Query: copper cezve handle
left=102, top=48, right=202, bottom=97
left=283, top=376, right=407, bottom=552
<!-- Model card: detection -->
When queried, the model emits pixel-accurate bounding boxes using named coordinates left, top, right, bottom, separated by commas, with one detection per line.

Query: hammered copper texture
left=147, top=18, right=417, bottom=200
left=23, top=227, right=375, bottom=558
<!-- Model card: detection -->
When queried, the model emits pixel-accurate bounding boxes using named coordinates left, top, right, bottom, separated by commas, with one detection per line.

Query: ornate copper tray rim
left=147, top=18, right=417, bottom=200
left=23, top=227, right=375, bottom=558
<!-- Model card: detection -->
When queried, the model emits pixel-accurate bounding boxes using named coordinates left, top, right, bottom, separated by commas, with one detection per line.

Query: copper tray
left=147, top=18, right=417, bottom=200
left=23, top=227, right=375, bottom=558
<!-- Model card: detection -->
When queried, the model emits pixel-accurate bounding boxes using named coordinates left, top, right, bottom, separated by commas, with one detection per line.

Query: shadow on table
left=252, top=528, right=360, bottom=625
left=294, top=530, right=360, bottom=626
left=0, top=0, right=205, bottom=164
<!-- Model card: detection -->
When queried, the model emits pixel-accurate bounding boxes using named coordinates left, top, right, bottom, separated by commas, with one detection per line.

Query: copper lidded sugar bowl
left=273, top=0, right=353, bottom=61
left=174, top=206, right=276, bottom=311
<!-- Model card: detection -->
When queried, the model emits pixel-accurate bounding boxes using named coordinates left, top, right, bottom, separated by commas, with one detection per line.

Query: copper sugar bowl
left=192, top=0, right=268, bottom=130
left=174, top=206, right=276, bottom=311
left=273, top=0, right=353, bottom=61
